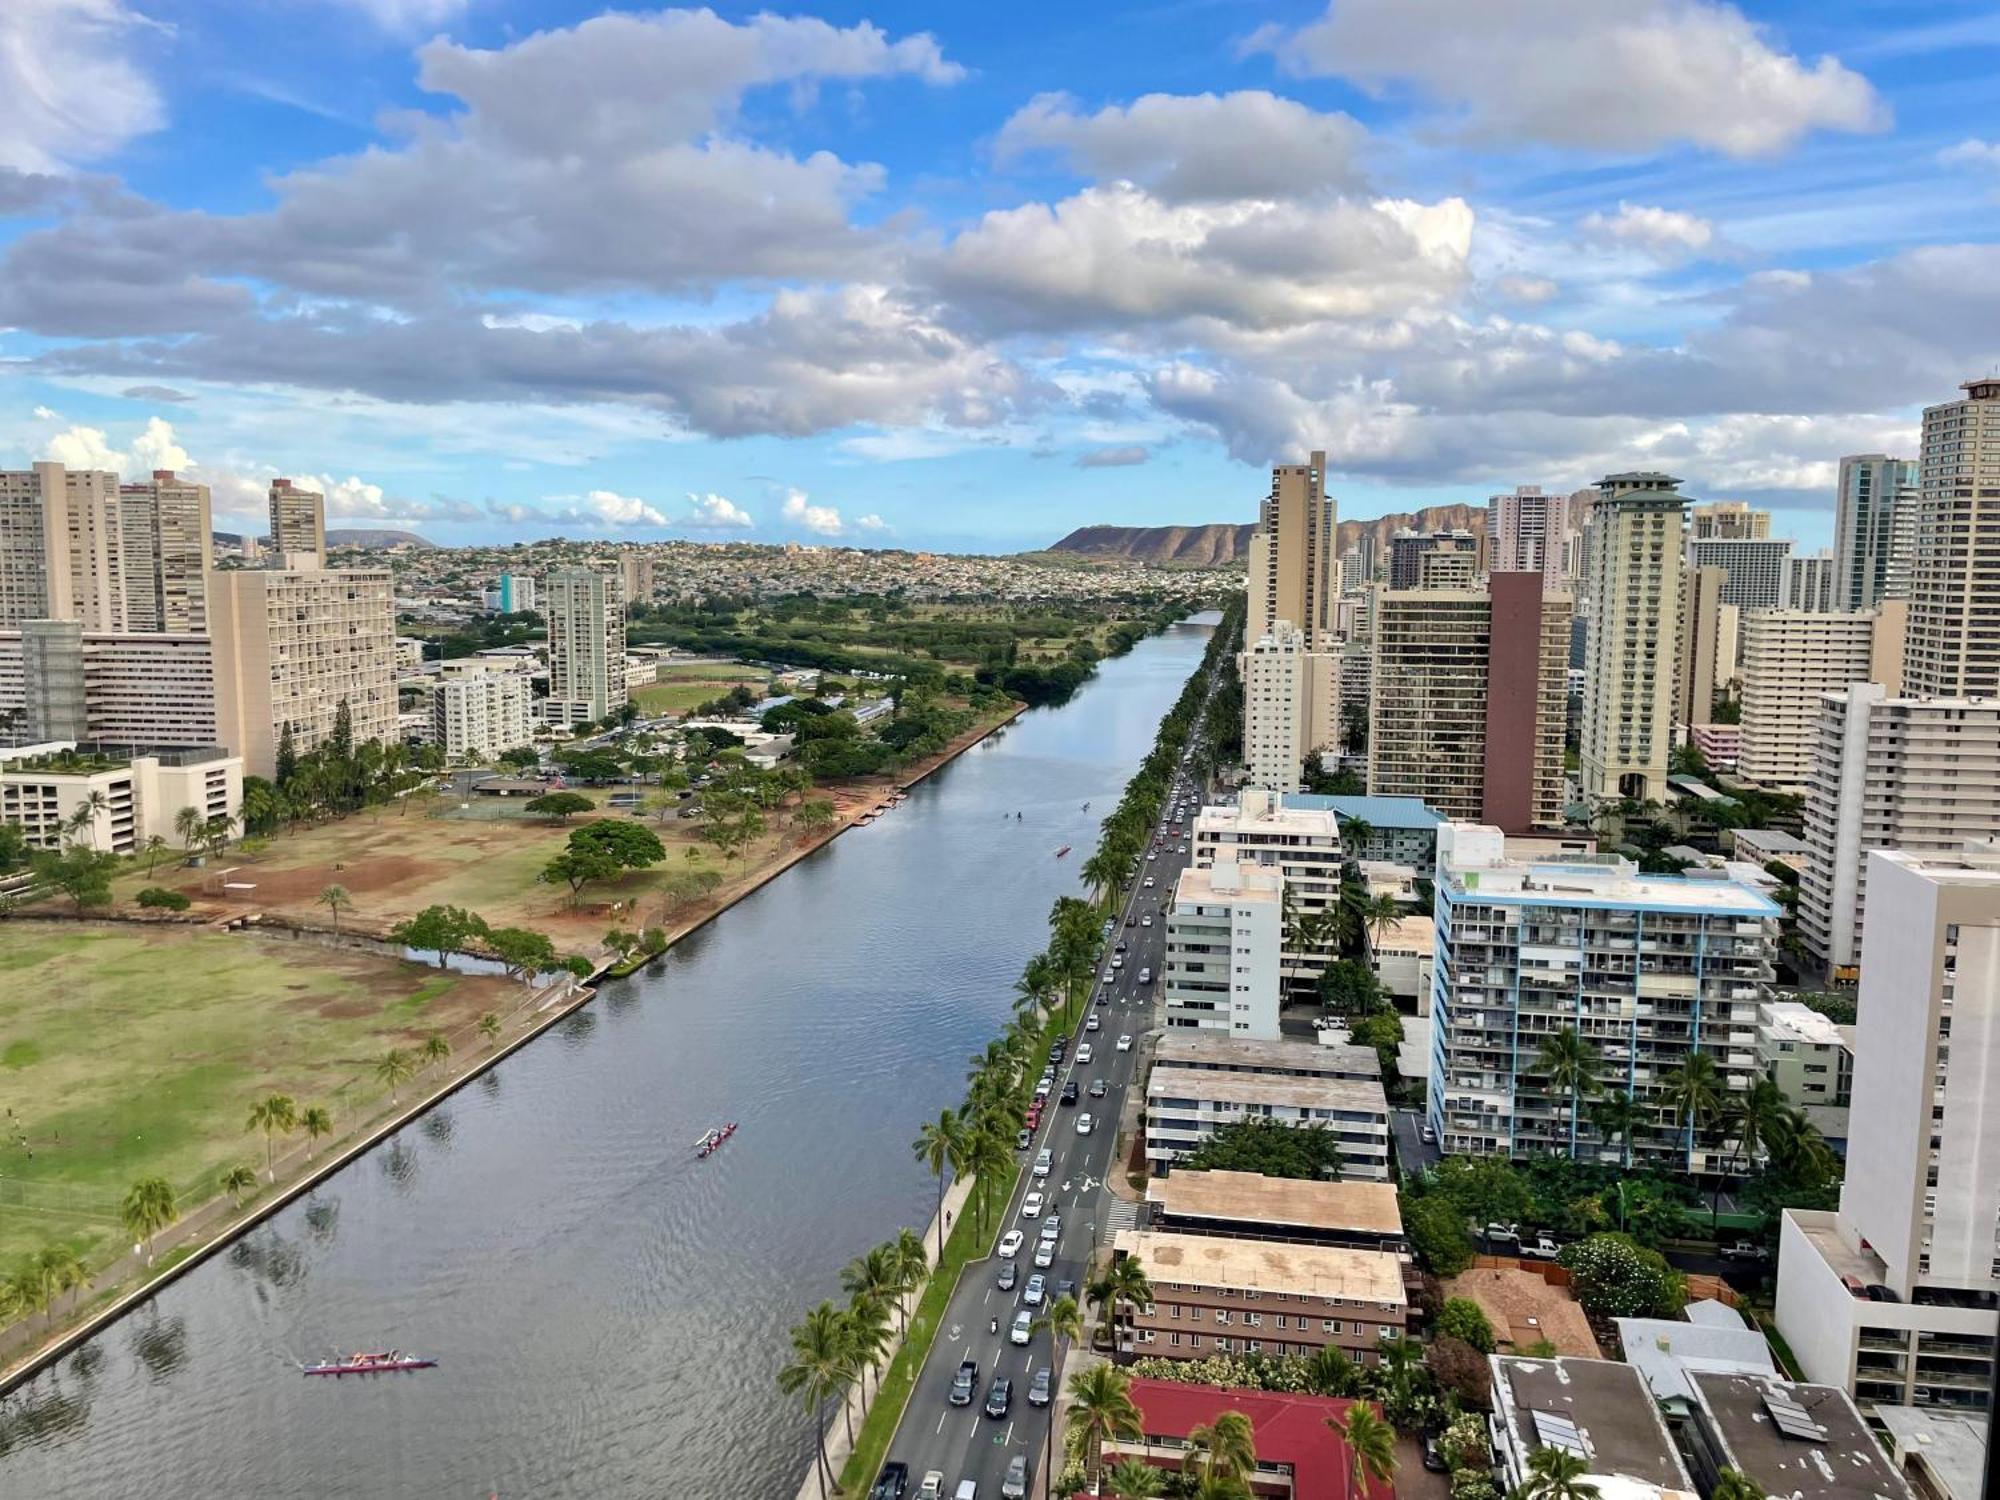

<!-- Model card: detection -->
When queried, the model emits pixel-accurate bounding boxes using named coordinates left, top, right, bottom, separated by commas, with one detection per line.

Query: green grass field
left=0, top=923, right=514, bottom=1269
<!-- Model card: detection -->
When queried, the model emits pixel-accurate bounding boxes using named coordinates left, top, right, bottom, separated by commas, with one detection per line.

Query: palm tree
left=317, top=883, right=352, bottom=935
left=912, top=1110, right=965, bottom=1259
left=221, top=1164, right=258, bottom=1207
left=1068, top=1361, right=1145, bottom=1486
left=479, top=1011, right=503, bottom=1047
left=141, top=834, right=169, bottom=875
left=300, top=1105, right=332, bottom=1159
left=174, top=804, right=205, bottom=855
left=1104, top=1459, right=1166, bottom=1499
left=1334, top=1401, right=1398, bottom=1496
left=421, top=1031, right=450, bottom=1076
left=245, top=1092, right=297, bottom=1181
left=967, top=1124, right=1012, bottom=1237
left=376, top=1047, right=415, bottom=1103
left=1535, top=1026, right=1602, bottom=1156
left=1363, top=892, right=1402, bottom=956
left=1307, top=1342, right=1360, bottom=1398
left=1187, top=1409, right=1257, bottom=1484
left=1590, top=1090, right=1644, bottom=1168
left=776, top=1300, right=856, bottom=1499
left=1339, top=815, right=1375, bottom=855
left=1768, top=1105, right=1836, bottom=1184
left=1089, top=1254, right=1154, bottom=1348
left=1036, top=1292, right=1086, bottom=1485
left=845, top=1290, right=893, bottom=1404
left=1710, top=1469, right=1766, bottom=1500
left=121, top=1176, right=177, bottom=1262
left=31, top=1245, right=86, bottom=1326
left=1013, top=952, right=1059, bottom=1021
left=1660, top=1051, right=1726, bottom=1170
left=66, top=790, right=110, bottom=849
left=1724, top=1076, right=1788, bottom=1174
left=1518, top=1443, right=1601, bottom=1500
left=840, top=1245, right=900, bottom=1333
left=888, top=1227, right=930, bottom=1338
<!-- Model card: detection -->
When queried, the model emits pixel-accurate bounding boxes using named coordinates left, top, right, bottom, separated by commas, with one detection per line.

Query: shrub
left=1560, top=1232, right=1685, bottom=1318
left=1440, top=1412, right=1492, bottom=1473
left=1429, top=1336, right=1493, bottom=1409
left=1436, top=1296, right=1497, bottom=1354
left=136, top=886, right=191, bottom=911
left=1404, top=1194, right=1476, bottom=1276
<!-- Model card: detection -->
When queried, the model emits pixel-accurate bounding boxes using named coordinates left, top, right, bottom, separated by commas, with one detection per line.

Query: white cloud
left=128, top=414, right=188, bottom=471
left=43, top=422, right=124, bottom=470
left=1491, top=275, right=1559, bottom=304
left=0, top=1, right=165, bottom=172
left=1938, top=139, right=2000, bottom=169
left=572, top=489, right=669, bottom=528
left=1579, top=202, right=1718, bottom=259
left=1075, top=445, right=1151, bottom=468
left=682, top=492, right=754, bottom=529
left=1263, top=0, right=1885, bottom=157
left=781, top=488, right=848, bottom=536
left=854, top=513, right=890, bottom=533
left=995, top=91, right=1369, bottom=202
left=331, top=0, right=467, bottom=33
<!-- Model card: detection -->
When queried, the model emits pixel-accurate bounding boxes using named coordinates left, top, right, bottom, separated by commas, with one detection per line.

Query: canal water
left=0, top=615, right=1215, bottom=1500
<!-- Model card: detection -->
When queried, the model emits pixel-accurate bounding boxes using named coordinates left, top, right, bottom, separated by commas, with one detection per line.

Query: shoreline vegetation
left=776, top=599, right=1246, bottom=1498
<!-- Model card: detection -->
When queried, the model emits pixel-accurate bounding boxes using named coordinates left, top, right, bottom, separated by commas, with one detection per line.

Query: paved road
left=872, top=727, right=1214, bottom=1499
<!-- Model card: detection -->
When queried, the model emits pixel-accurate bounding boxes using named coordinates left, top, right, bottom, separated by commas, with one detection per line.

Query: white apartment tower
left=1163, top=861, right=1285, bottom=1040
left=1784, top=550, right=1839, bottom=612
left=1833, top=455, right=1918, bottom=611
left=1191, top=789, right=1346, bottom=997
left=545, top=567, right=627, bottom=724
left=433, top=672, right=534, bottom=761
left=1580, top=472, right=1686, bottom=803
left=1737, top=604, right=1906, bottom=791
left=1906, top=379, right=2000, bottom=698
left=0, top=462, right=129, bottom=631
left=1240, top=621, right=1335, bottom=794
left=118, top=469, right=212, bottom=633
left=1686, top=536, right=1794, bottom=611
left=1799, top=684, right=2000, bottom=977
left=267, top=478, right=326, bottom=565
left=1487, top=486, right=1574, bottom=587
left=1775, top=845, right=2000, bottom=1411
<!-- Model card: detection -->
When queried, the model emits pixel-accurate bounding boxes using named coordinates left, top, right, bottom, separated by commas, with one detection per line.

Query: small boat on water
left=305, top=1350, right=436, bottom=1377
left=696, top=1123, right=738, bottom=1159
left=1055, top=845, right=1072, bottom=859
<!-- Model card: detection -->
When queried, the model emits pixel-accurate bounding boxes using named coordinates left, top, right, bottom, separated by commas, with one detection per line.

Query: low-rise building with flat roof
left=1683, top=1371, right=1913, bottom=1500
left=1489, top=1356, right=1695, bottom=1500
left=1153, top=1032, right=1379, bottom=1082
left=1873, top=1407, right=1988, bottom=1500
left=1370, top=913, right=1434, bottom=1007
left=1112, top=1228, right=1405, bottom=1364
left=1147, top=1068, right=1390, bottom=1180
left=1611, top=1313, right=1775, bottom=1409
left=1448, top=1267, right=1600, bottom=1357
left=1733, top=826, right=1811, bottom=872
left=1757, top=1000, right=1853, bottom=1115
left=1281, top=792, right=1445, bottom=869
left=1146, top=1170, right=1404, bottom=1253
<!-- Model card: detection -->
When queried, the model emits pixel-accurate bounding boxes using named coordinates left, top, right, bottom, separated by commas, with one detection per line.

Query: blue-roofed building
left=1282, top=793, right=1444, bottom=870
left=1429, top=821, right=1781, bottom=1170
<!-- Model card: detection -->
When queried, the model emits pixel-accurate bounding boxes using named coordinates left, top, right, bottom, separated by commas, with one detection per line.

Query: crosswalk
left=1102, top=1198, right=1140, bottom=1235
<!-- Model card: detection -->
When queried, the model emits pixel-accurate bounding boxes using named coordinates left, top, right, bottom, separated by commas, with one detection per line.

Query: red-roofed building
left=1083, top=1377, right=1394, bottom=1500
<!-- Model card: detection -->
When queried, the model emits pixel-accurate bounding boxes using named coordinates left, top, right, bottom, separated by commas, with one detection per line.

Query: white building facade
left=1163, top=861, right=1284, bottom=1040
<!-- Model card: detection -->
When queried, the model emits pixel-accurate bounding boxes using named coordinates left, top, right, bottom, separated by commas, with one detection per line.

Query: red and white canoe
left=305, top=1350, right=436, bottom=1377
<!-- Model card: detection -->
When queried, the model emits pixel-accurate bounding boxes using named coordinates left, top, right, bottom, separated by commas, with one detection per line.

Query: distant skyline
left=2, top=1, right=1996, bottom=552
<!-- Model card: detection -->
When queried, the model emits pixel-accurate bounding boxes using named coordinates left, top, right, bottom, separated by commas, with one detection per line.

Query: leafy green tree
left=1188, top=1409, right=1257, bottom=1485
left=1590, top=1090, right=1645, bottom=1168
left=525, top=791, right=594, bottom=823
left=1429, top=1155, right=1536, bottom=1227
left=1428, top=1335, right=1493, bottom=1407
left=1068, top=1362, right=1145, bottom=1485
left=485, top=925, right=556, bottom=979
left=1711, top=1470, right=1767, bottom=1500
left=391, top=904, right=491, bottom=967
left=245, top=1093, right=297, bottom=1180
left=1181, top=1117, right=1343, bottom=1179
left=1104, top=1459, right=1165, bottom=1499
left=1518, top=1444, right=1601, bottom=1500
left=1435, top=1296, right=1496, bottom=1354
left=32, top=845, right=118, bottom=910
left=1559, top=1233, right=1685, bottom=1318
left=1402, top=1194, right=1475, bottom=1274
left=1318, top=959, right=1387, bottom=1018
left=122, top=1176, right=177, bottom=1261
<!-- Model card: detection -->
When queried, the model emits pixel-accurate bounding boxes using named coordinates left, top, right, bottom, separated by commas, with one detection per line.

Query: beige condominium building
left=0, top=462, right=130, bottom=632
left=1675, top=565, right=1727, bottom=728
left=118, top=469, right=212, bottom=633
left=1905, top=379, right=2000, bottom=698
left=1777, top=846, right=2000, bottom=1412
left=267, top=477, right=326, bottom=565
left=1798, top=685, right=2000, bottom=977
left=1368, top=575, right=1570, bottom=831
left=1487, top=485, right=1576, bottom=587
left=1580, top=472, right=1686, bottom=803
left=1111, top=1228, right=1406, bottom=1365
left=1737, top=602, right=1907, bottom=791
left=1246, top=451, right=1337, bottom=650
left=1785, top=549, right=1840, bottom=612
left=544, top=567, right=627, bottom=725
left=208, top=560, right=397, bottom=778
left=1146, top=1039, right=1390, bottom=1180
left=1163, top=860, right=1284, bottom=1040
left=1144, top=1170, right=1406, bottom=1254
left=1689, top=500, right=1771, bottom=540
left=0, top=622, right=220, bottom=748
left=0, top=743, right=241, bottom=855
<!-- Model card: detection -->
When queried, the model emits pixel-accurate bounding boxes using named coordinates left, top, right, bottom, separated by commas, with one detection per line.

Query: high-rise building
left=1415, top=544, right=1477, bottom=590
left=1776, top=844, right=2000, bottom=1410
left=1240, top=621, right=1338, bottom=793
left=1784, top=549, right=1839, bottom=612
left=1428, top=822, right=1780, bottom=1166
left=1689, top=500, right=1772, bottom=539
left=432, top=671, right=534, bottom=762
left=1686, top=536, right=1794, bottom=611
left=1833, top=455, right=1918, bottom=611
left=0, top=623, right=220, bottom=749
left=1580, top=472, right=1686, bottom=803
left=1387, top=529, right=1477, bottom=590
left=619, top=552, right=654, bottom=607
left=1676, top=565, right=1728, bottom=728
left=545, top=567, right=627, bottom=725
left=0, top=462, right=129, bottom=631
left=208, top=560, right=397, bottom=777
left=1368, top=577, right=1570, bottom=830
left=1487, top=485, right=1574, bottom=587
left=117, top=469, right=212, bottom=633
left=1191, top=789, right=1346, bottom=997
left=1906, top=379, right=2000, bottom=698
left=1163, top=860, right=1284, bottom=1040
left=490, top=571, right=537, bottom=614
left=1737, top=605, right=1906, bottom=791
left=1246, top=451, right=1337, bottom=649
left=266, top=478, right=326, bottom=565
left=1799, top=684, right=2000, bottom=976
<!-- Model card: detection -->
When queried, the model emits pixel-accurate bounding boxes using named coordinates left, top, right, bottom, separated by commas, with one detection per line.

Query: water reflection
left=129, top=1313, right=189, bottom=1384
left=380, top=1139, right=419, bottom=1189
left=418, top=1110, right=455, bottom=1147
left=301, top=1196, right=339, bottom=1245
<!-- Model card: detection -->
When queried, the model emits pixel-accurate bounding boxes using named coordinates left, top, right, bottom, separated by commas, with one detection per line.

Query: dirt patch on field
left=212, top=854, right=444, bottom=907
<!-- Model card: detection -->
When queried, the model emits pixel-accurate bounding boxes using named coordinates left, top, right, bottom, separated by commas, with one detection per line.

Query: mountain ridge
left=1044, top=503, right=1488, bottom=565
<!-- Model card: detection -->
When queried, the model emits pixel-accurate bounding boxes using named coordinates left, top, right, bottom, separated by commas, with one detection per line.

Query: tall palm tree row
left=777, top=1300, right=858, bottom=1500
left=1660, top=1051, right=1726, bottom=1170
left=911, top=1111, right=965, bottom=1260
left=245, top=1093, right=297, bottom=1181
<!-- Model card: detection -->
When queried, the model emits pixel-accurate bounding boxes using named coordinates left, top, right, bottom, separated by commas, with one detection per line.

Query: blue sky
left=2, top=1, right=1996, bottom=552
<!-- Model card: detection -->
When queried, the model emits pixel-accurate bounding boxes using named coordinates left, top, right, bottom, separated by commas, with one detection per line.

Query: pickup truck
left=948, top=1359, right=979, bottom=1406
left=1720, top=1240, right=1771, bottom=1262
left=1522, top=1233, right=1561, bottom=1260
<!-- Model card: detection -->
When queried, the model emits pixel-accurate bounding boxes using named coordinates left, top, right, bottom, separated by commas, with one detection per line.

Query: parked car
left=1015, top=1128, right=1031, bottom=1150
left=1001, top=1455, right=1029, bottom=1499
left=998, top=1230, right=1024, bottom=1258
left=1722, top=1240, right=1772, bottom=1262
left=1010, top=1310, right=1033, bottom=1345
left=871, top=1462, right=911, bottom=1500
left=996, top=1260, right=1017, bottom=1292
left=1483, top=1223, right=1521, bottom=1246
left=1523, top=1233, right=1561, bottom=1259
left=984, top=1375, right=1012, bottom=1419
left=949, top=1359, right=979, bottom=1406
left=1421, top=1434, right=1448, bottom=1473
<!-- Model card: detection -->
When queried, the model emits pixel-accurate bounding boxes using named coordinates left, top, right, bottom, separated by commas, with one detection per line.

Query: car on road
left=1015, top=1128, right=1031, bottom=1149
left=1034, top=1148, right=1053, bottom=1177
left=1482, top=1223, right=1521, bottom=1247
left=1076, top=1043, right=1093, bottom=1064
left=1419, top=1124, right=1436, bottom=1144
left=984, top=1375, right=1012, bottom=1418
left=1178, top=844, right=1188, bottom=854
left=1136, top=968, right=1150, bottom=985
left=1033, top=1238, right=1056, bottom=1268
left=1143, top=876, right=1156, bottom=888
left=1114, top=939, right=1128, bottom=953
left=1061, top=1080, right=1080, bottom=1105
left=1028, top=1367, right=1053, bottom=1407
left=1010, top=1310, right=1033, bottom=1345
left=1076, top=1112, right=1094, bottom=1135
left=916, top=1473, right=944, bottom=1500
left=1089, top=1078, right=1107, bottom=1098
left=997, top=1260, right=1017, bottom=1291
left=1721, top=1240, right=1771, bottom=1262
left=1110, top=955, right=1124, bottom=970
left=1021, top=1191, right=1045, bottom=1219
left=1096, top=990, right=1110, bottom=1006
left=1023, top=1272, right=1046, bottom=1306
left=998, top=1230, right=1024, bottom=1258
left=1001, top=1454, right=1029, bottom=1499
left=1085, top=1014, right=1100, bottom=1031
left=1041, top=1214, right=1061, bottom=1242
left=1124, top=914, right=1136, bottom=927
left=954, top=1482, right=977, bottom=1500
left=1057, top=1277, right=1077, bottom=1303
left=871, top=1461, right=910, bottom=1500
left=1141, top=914, right=1152, bottom=927
left=1102, top=969, right=1116, bottom=985
left=1146, top=851, right=1157, bottom=861
left=1116, top=1033, right=1133, bottom=1051
left=949, top=1359, right=979, bottom=1406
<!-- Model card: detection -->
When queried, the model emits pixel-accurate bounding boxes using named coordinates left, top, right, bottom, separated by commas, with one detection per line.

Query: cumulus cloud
left=0, top=2, right=165, bottom=172
left=996, top=91, right=1368, bottom=202
left=1261, top=0, right=1885, bottom=157
left=683, top=492, right=755, bottom=529
left=781, top=488, right=848, bottom=536
left=1579, top=202, right=1718, bottom=260
left=43, top=422, right=124, bottom=470
left=854, top=513, right=891, bottom=534
left=1075, top=445, right=1151, bottom=468
left=1491, top=275, right=1559, bottom=304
